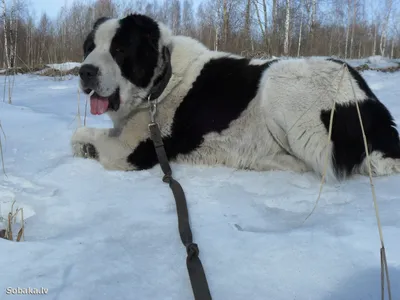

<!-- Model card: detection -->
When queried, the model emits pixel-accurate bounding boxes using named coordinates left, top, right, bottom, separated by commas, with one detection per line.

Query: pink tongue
left=90, top=96, right=109, bottom=115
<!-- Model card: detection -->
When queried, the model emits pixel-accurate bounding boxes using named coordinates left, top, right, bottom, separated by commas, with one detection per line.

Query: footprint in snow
left=1, top=174, right=58, bottom=198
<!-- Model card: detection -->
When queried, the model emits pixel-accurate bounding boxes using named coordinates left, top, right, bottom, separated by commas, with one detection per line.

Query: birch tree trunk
left=272, top=0, right=277, bottom=34
left=214, top=0, right=222, bottom=51
left=390, top=39, right=395, bottom=59
left=12, top=0, right=18, bottom=69
left=372, top=24, right=377, bottom=55
left=2, top=0, right=10, bottom=69
left=344, top=0, right=351, bottom=59
left=254, top=0, right=265, bottom=37
left=283, top=0, right=290, bottom=56
left=349, top=0, right=356, bottom=58
left=297, top=1, right=304, bottom=57
left=244, top=0, right=251, bottom=48
left=262, top=0, right=267, bottom=42
left=380, top=30, right=387, bottom=57
left=309, top=0, right=316, bottom=53
left=380, top=0, right=392, bottom=56
left=253, top=0, right=269, bottom=53
left=9, top=0, right=15, bottom=68
left=214, top=29, right=219, bottom=51
left=222, top=0, right=228, bottom=49
left=312, top=0, right=316, bottom=29
left=171, top=0, right=180, bottom=35
left=272, top=0, right=277, bottom=54
left=7, top=0, right=19, bottom=104
left=344, top=26, right=350, bottom=59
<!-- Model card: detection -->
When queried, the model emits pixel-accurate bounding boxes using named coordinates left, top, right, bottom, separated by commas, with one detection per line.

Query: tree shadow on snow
left=322, top=267, right=400, bottom=300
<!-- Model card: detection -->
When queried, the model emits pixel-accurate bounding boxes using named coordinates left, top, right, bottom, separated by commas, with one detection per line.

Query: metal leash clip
left=148, top=95, right=157, bottom=123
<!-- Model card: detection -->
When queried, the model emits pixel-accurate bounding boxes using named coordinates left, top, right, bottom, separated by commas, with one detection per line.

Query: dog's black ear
left=109, top=14, right=161, bottom=88
left=93, top=17, right=110, bottom=29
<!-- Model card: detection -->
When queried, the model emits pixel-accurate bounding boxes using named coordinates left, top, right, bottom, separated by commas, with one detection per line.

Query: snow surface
left=0, top=72, right=400, bottom=300
left=345, top=56, right=399, bottom=69
left=46, top=62, right=82, bottom=71
left=333, top=56, right=398, bottom=68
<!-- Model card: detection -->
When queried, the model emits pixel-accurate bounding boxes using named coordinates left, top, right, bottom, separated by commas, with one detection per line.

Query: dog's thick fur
left=72, top=14, right=400, bottom=181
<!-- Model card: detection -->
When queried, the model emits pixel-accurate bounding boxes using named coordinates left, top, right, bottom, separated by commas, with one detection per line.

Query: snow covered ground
left=345, top=56, right=400, bottom=69
left=0, top=70, right=399, bottom=300
left=46, top=62, right=82, bottom=71
left=21, top=55, right=400, bottom=74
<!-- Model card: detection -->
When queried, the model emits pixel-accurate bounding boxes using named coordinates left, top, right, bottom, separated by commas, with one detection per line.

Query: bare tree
left=284, top=0, right=291, bottom=55
left=9, top=0, right=20, bottom=69
left=214, top=0, right=221, bottom=51
left=372, top=22, right=378, bottom=55
left=344, top=0, right=351, bottom=58
left=380, top=0, right=393, bottom=56
left=2, top=0, right=10, bottom=69
left=170, top=0, right=181, bottom=34
left=253, top=0, right=269, bottom=53
left=349, top=0, right=357, bottom=58
left=222, top=0, right=228, bottom=48
left=309, top=0, right=317, bottom=52
left=272, top=0, right=277, bottom=35
left=297, top=0, right=304, bottom=57
left=390, top=38, right=395, bottom=59
left=244, top=0, right=251, bottom=39
left=181, top=0, right=194, bottom=36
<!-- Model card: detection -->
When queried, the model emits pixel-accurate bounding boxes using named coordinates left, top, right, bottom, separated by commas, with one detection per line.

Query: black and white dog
left=72, top=13, right=400, bottom=181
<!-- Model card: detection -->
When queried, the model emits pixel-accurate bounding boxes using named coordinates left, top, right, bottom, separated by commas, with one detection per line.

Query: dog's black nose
left=79, top=64, right=99, bottom=85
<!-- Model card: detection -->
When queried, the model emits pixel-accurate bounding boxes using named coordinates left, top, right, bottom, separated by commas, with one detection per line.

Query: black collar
left=148, top=46, right=172, bottom=101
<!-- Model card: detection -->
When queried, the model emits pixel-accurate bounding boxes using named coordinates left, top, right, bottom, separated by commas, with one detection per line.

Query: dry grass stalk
left=346, top=64, right=392, bottom=300
left=84, top=95, right=88, bottom=127
left=75, top=88, right=88, bottom=127
left=2, top=200, right=25, bottom=242
left=295, top=63, right=393, bottom=299
left=15, top=208, right=24, bottom=242
left=16, top=226, right=24, bottom=242
left=0, top=120, right=6, bottom=175
left=6, top=212, right=13, bottom=241
left=3, top=199, right=15, bottom=240
left=77, top=88, right=82, bottom=127
left=2, top=71, right=7, bottom=102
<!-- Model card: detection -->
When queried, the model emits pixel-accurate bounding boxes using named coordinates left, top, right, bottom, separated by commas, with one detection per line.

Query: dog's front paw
left=71, top=127, right=99, bottom=159
left=72, top=142, right=99, bottom=159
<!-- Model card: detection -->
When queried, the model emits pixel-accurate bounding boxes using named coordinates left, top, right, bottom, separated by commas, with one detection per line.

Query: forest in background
left=1, top=0, right=399, bottom=69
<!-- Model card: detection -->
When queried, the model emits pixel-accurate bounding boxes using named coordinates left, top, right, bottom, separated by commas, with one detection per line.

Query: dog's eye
left=115, top=48, right=124, bottom=54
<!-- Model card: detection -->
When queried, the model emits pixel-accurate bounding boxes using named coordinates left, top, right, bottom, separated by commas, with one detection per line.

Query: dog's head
left=79, top=14, right=172, bottom=116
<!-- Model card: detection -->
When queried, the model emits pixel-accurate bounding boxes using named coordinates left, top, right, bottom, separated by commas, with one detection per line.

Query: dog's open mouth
left=85, top=89, right=120, bottom=115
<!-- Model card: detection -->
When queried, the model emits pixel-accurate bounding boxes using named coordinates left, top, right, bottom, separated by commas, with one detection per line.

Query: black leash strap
left=149, top=122, right=213, bottom=300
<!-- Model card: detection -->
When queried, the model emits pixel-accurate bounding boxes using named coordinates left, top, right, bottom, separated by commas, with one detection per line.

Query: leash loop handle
left=186, top=243, right=200, bottom=259
left=163, top=174, right=172, bottom=184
